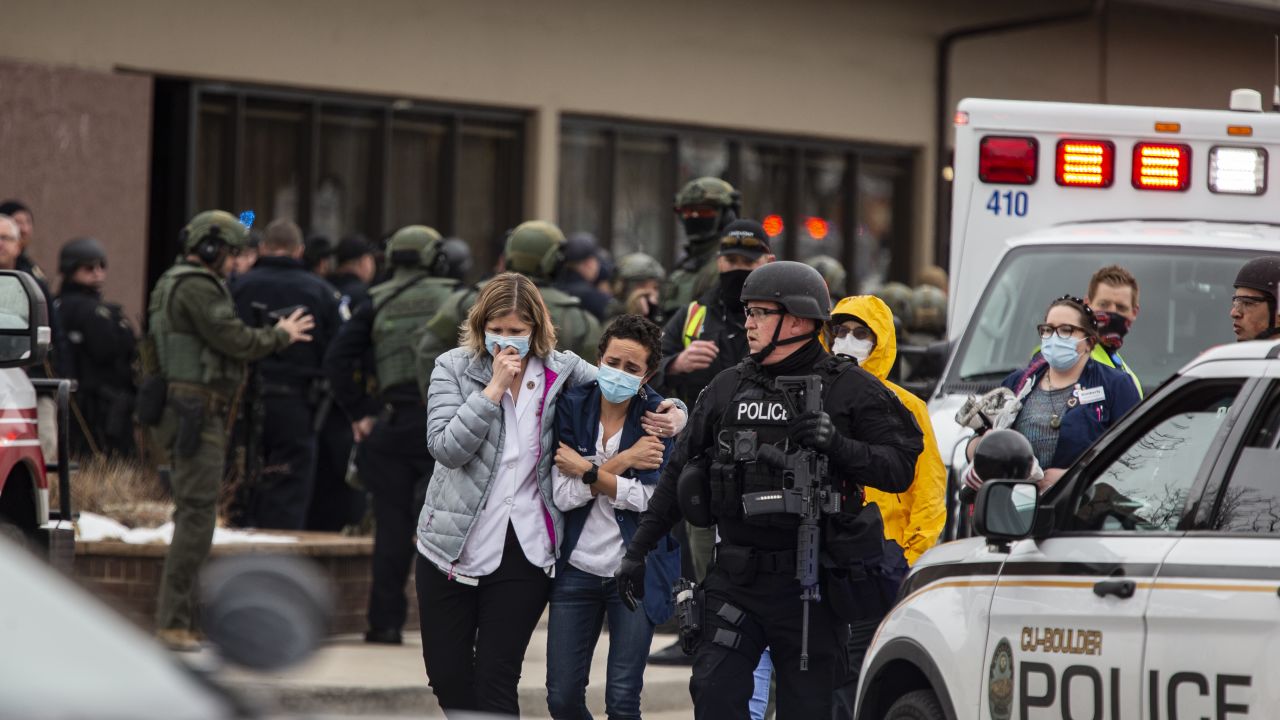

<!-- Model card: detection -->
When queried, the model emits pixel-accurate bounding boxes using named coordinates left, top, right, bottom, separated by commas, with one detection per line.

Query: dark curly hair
left=1047, top=294, right=1100, bottom=340
left=598, top=313, right=663, bottom=373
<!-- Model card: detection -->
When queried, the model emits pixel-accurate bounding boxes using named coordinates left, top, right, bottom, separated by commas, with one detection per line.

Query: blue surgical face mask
left=485, top=333, right=531, bottom=359
left=597, top=363, right=644, bottom=404
left=1041, top=334, right=1082, bottom=371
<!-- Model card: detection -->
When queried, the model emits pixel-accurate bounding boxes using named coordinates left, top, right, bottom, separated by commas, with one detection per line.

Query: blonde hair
left=461, top=272, right=557, bottom=358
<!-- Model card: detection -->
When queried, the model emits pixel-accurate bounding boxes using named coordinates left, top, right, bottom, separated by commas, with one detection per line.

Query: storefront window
left=856, top=161, right=905, bottom=293
left=614, top=133, right=674, bottom=263
left=316, top=109, right=378, bottom=240
left=798, top=151, right=847, bottom=272
left=739, top=144, right=793, bottom=254
left=239, top=101, right=306, bottom=225
left=389, top=115, right=447, bottom=232
left=558, top=126, right=609, bottom=243
left=459, top=122, right=522, bottom=278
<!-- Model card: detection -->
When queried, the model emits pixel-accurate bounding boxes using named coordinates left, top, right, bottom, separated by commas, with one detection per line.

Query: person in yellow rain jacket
left=828, top=294, right=946, bottom=565
left=828, top=293, right=949, bottom=719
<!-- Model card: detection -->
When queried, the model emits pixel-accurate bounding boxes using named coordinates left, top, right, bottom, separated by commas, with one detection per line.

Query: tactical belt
left=168, top=381, right=230, bottom=416
left=716, top=544, right=796, bottom=575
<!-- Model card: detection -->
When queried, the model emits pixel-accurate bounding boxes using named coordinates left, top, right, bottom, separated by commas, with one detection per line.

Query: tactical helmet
left=910, top=284, right=947, bottom=335
left=918, top=264, right=948, bottom=294
left=386, top=225, right=445, bottom=271
left=740, top=261, right=832, bottom=321
left=674, top=177, right=741, bottom=246
left=804, top=255, right=847, bottom=298
left=505, top=220, right=567, bottom=280
left=616, top=252, right=666, bottom=283
left=973, top=429, right=1036, bottom=483
left=181, top=210, right=250, bottom=254
left=1234, top=256, right=1280, bottom=299
left=440, top=237, right=473, bottom=281
left=876, top=281, right=915, bottom=327
left=59, top=237, right=107, bottom=275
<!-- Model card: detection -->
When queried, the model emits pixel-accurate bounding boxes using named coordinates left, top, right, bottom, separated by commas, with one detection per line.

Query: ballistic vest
left=147, top=263, right=240, bottom=387
left=370, top=272, right=457, bottom=393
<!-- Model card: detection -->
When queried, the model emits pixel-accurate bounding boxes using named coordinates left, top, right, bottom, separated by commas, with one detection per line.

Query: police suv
left=857, top=339, right=1280, bottom=720
left=931, top=92, right=1280, bottom=539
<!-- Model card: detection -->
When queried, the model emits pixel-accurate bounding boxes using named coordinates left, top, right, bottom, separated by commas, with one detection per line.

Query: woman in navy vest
left=547, top=314, right=682, bottom=720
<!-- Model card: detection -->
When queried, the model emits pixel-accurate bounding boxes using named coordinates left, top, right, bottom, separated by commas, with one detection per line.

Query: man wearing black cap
left=555, top=231, right=611, bottom=321
left=648, top=219, right=774, bottom=666
left=328, top=235, right=376, bottom=318
left=304, top=235, right=337, bottom=277
left=55, top=237, right=138, bottom=458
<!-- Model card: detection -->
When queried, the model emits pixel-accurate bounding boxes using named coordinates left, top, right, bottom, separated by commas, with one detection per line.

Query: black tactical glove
left=615, top=550, right=647, bottom=612
left=791, top=411, right=838, bottom=452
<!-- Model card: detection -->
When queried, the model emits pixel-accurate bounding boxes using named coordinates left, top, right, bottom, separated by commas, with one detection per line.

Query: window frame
left=558, top=113, right=918, bottom=279
left=1197, top=377, right=1280, bottom=535
left=1044, top=375, right=1262, bottom=538
left=185, top=78, right=527, bottom=261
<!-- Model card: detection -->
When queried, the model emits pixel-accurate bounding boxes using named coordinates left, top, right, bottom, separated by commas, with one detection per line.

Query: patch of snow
left=75, top=512, right=299, bottom=545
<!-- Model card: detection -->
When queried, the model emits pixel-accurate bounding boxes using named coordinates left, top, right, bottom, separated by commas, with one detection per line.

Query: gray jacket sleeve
left=426, top=353, right=502, bottom=470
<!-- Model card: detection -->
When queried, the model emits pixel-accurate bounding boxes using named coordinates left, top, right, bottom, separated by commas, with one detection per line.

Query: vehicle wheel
left=885, top=689, right=945, bottom=720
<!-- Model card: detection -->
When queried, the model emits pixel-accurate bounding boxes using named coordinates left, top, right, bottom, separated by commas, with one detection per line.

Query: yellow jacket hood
left=831, top=294, right=895, bottom=381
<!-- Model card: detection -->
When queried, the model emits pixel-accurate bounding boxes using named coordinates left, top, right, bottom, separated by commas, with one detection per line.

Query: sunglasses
left=721, top=235, right=768, bottom=250
left=832, top=325, right=874, bottom=341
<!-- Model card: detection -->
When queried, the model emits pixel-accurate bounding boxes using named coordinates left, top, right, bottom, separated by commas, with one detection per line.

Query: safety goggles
left=1231, top=294, right=1268, bottom=310
left=744, top=306, right=785, bottom=321
left=720, top=235, right=768, bottom=251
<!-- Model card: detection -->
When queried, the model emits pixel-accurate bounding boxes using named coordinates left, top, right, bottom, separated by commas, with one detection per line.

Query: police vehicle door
left=1139, top=377, right=1277, bottom=719
left=980, top=375, right=1251, bottom=719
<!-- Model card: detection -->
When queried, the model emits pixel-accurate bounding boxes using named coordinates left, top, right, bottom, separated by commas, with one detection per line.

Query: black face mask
left=1093, top=311, right=1132, bottom=351
left=719, top=269, right=751, bottom=315
left=681, top=214, right=720, bottom=245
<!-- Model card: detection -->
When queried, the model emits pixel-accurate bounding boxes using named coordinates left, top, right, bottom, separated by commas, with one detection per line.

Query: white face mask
left=833, top=336, right=874, bottom=364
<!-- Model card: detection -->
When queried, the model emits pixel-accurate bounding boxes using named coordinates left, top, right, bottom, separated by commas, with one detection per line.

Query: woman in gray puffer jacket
left=415, top=272, right=684, bottom=717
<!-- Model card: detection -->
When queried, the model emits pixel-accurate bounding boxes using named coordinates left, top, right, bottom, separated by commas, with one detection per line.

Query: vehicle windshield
left=947, top=244, right=1251, bottom=393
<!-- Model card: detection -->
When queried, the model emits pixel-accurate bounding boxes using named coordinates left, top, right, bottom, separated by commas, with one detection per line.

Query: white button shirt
left=449, top=356, right=556, bottom=579
left=552, top=422, right=655, bottom=578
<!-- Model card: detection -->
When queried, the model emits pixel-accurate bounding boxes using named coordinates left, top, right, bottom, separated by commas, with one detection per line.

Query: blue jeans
left=546, top=564, right=657, bottom=720
left=750, top=648, right=773, bottom=720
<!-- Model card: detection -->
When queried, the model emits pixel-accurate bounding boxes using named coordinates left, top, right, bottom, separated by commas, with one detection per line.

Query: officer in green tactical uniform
left=414, top=220, right=602, bottom=391
left=143, top=210, right=315, bottom=651
left=323, top=225, right=461, bottom=645
left=609, top=251, right=666, bottom=323
left=804, top=255, right=848, bottom=305
left=660, top=177, right=741, bottom=318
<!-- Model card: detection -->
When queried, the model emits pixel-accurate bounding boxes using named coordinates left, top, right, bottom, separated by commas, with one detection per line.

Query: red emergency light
left=979, top=136, right=1038, bottom=185
left=1055, top=139, right=1114, bottom=188
left=804, top=217, right=829, bottom=240
left=1132, top=142, right=1190, bottom=191
left=762, top=214, right=784, bottom=237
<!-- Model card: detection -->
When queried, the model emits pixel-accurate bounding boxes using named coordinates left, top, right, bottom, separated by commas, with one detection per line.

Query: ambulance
left=855, top=95, right=1280, bottom=719
left=929, top=92, right=1280, bottom=539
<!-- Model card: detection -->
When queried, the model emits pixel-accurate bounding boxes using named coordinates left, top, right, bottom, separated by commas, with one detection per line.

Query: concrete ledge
left=74, top=532, right=417, bottom=635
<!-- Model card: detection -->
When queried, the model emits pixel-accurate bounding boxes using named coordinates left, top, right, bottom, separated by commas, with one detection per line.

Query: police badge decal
left=988, top=638, right=1013, bottom=720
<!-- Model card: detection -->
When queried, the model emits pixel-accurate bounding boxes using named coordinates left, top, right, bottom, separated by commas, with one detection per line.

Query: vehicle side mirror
left=973, top=480, right=1039, bottom=542
left=0, top=271, right=50, bottom=368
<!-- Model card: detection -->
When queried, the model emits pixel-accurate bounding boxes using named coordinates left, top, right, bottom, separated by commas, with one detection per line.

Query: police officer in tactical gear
left=1231, top=256, right=1280, bottom=342
left=328, top=235, right=376, bottom=315
left=55, top=237, right=138, bottom=458
left=661, top=177, right=741, bottom=317
left=323, top=224, right=460, bottom=645
left=440, top=237, right=473, bottom=281
left=415, top=220, right=603, bottom=384
left=145, top=210, right=315, bottom=651
left=555, top=231, right=612, bottom=321
left=610, top=251, right=666, bottom=322
left=617, top=261, right=923, bottom=718
left=231, top=219, right=343, bottom=530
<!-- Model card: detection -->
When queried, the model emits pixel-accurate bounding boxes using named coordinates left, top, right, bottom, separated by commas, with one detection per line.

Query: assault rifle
left=739, top=374, right=840, bottom=671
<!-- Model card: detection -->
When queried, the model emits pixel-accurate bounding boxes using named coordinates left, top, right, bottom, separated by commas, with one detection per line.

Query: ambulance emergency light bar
left=978, top=135, right=1266, bottom=194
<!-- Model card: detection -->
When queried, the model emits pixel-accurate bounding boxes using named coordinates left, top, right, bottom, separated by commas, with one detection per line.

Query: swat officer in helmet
left=804, top=254, right=848, bottom=305
left=616, top=261, right=922, bottom=718
left=322, top=224, right=462, bottom=645
left=661, top=177, right=741, bottom=317
left=1231, top=256, right=1280, bottom=342
left=610, top=251, right=666, bottom=323
left=144, top=210, right=315, bottom=650
left=415, top=220, right=603, bottom=383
